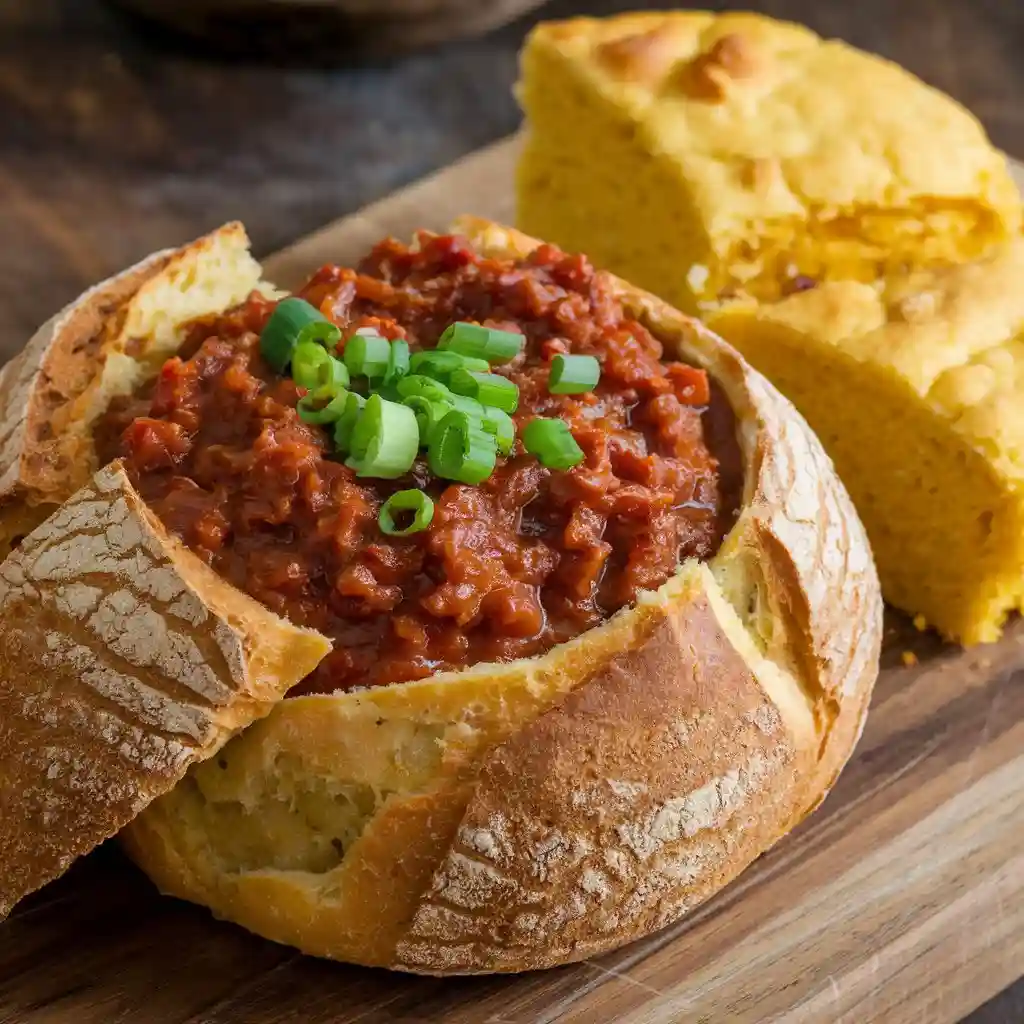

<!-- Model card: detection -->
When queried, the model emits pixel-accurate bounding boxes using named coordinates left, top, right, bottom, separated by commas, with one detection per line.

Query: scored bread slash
left=0, top=461, right=331, bottom=917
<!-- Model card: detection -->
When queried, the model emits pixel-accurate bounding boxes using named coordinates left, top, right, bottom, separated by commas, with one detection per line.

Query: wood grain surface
left=1, top=136, right=1023, bottom=1023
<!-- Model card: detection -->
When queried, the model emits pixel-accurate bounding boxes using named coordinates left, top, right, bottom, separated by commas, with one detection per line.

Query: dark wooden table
left=1, top=0, right=1021, bottom=1020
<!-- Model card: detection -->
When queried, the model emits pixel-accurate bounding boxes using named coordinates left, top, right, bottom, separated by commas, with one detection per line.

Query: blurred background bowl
left=108, top=0, right=550, bottom=57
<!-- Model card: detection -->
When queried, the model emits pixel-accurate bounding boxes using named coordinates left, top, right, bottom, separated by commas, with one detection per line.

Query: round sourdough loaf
left=0, top=218, right=881, bottom=973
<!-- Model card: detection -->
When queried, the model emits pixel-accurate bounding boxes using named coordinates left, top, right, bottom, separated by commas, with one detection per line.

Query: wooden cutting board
left=2, top=136, right=1023, bottom=1024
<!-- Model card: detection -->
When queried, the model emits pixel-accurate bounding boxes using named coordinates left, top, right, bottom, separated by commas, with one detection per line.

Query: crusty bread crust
left=113, top=218, right=882, bottom=973
left=0, top=461, right=331, bottom=917
left=0, top=226, right=329, bottom=917
left=0, top=222, right=267, bottom=559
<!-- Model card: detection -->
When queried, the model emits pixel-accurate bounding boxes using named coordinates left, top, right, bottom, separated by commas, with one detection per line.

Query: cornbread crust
left=515, top=11, right=1021, bottom=313
left=709, top=238, right=1024, bottom=645
left=118, top=219, right=882, bottom=973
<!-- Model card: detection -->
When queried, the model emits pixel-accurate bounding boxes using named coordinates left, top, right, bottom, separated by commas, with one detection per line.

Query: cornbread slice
left=515, top=11, right=1021, bottom=315
left=707, top=239, right=1024, bottom=645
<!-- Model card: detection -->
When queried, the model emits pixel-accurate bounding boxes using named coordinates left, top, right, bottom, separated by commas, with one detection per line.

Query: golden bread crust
left=0, top=222, right=266, bottom=558
left=515, top=10, right=1020, bottom=310
left=120, top=218, right=882, bottom=972
left=0, top=462, right=331, bottom=917
left=707, top=238, right=1024, bottom=644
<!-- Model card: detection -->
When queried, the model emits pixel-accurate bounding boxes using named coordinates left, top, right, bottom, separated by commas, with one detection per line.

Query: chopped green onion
left=408, top=349, right=489, bottom=382
left=549, top=354, right=601, bottom=395
left=292, top=341, right=330, bottom=391
left=403, top=395, right=450, bottom=446
left=260, top=297, right=341, bottom=373
left=438, top=322, right=524, bottom=364
left=396, top=375, right=454, bottom=402
left=480, top=407, right=516, bottom=455
left=298, top=388, right=352, bottom=425
left=378, top=489, right=435, bottom=536
left=333, top=392, right=366, bottom=453
left=345, top=394, right=419, bottom=479
left=450, top=393, right=485, bottom=417
left=384, top=339, right=410, bottom=386
left=344, top=333, right=392, bottom=381
left=428, top=411, right=497, bottom=485
left=294, top=343, right=350, bottom=395
left=320, top=356, right=350, bottom=392
left=449, top=369, right=519, bottom=413
left=522, top=418, right=584, bottom=470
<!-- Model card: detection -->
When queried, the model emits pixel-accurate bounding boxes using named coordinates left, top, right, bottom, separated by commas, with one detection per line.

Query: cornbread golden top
left=533, top=11, right=1018, bottom=237
left=715, top=239, right=1024, bottom=484
left=517, top=11, right=1022, bottom=310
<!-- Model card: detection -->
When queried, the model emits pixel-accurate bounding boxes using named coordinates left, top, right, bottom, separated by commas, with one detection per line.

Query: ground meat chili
left=94, top=233, right=744, bottom=695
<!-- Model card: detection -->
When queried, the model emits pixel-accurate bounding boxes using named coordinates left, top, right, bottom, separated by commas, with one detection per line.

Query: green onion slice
left=320, top=356, right=350, bottom=392
left=345, top=394, right=419, bottom=479
left=333, top=392, right=366, bottom=453
left=344, top=332, right=392, bottom=381
left=402, top=395, right=449, bottom=446
left=437, top=322, right=524, bottom=364
left=428, top=411, right=497, bottom=485
left=549, top=354, right=601, bottom=395
left=260, top=297, right=341, bottom=373
left=449, top=393, right=485, bottom=417
left=449, top=369, right=519, bottom=413
left=292, top=341, right=330, bottom=391
left=378, top=489, right=435, bottom=536
left=408, top=349, right=489, bottom=381
left=396, top=374, right=454, bottom=402
left=383, top=339, right=411, bottom=386
left=294, top=343, right=350, bottom=395
left=522, top=418, right=584, bottom=470
left=480, top=407, right=516, bottom=455
left=298, top=388, right=352, bottom=425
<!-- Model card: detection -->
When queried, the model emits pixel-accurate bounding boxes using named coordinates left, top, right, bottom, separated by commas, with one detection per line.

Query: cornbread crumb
left=901, top=651, right=919, bottom=667
left=708, top=240, right=1024, bottom=645
left=686, top=264, right=710, bottom=293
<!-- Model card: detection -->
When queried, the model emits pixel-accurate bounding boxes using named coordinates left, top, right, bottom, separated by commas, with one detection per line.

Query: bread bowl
left=0, top=217, right=882, bottom=973
left=515, top=10, right=1021, bottom=315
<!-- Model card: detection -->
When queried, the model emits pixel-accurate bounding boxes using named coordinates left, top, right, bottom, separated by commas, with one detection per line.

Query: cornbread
left=515, top=11, right=1021, bottom=314
left=708, top=239, right=1024, bottom=645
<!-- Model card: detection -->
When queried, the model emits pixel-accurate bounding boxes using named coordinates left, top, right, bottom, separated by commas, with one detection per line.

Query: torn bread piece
left=0, top=461, right=330, bottom=916
left=0, top=222, right=272, bottom=558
